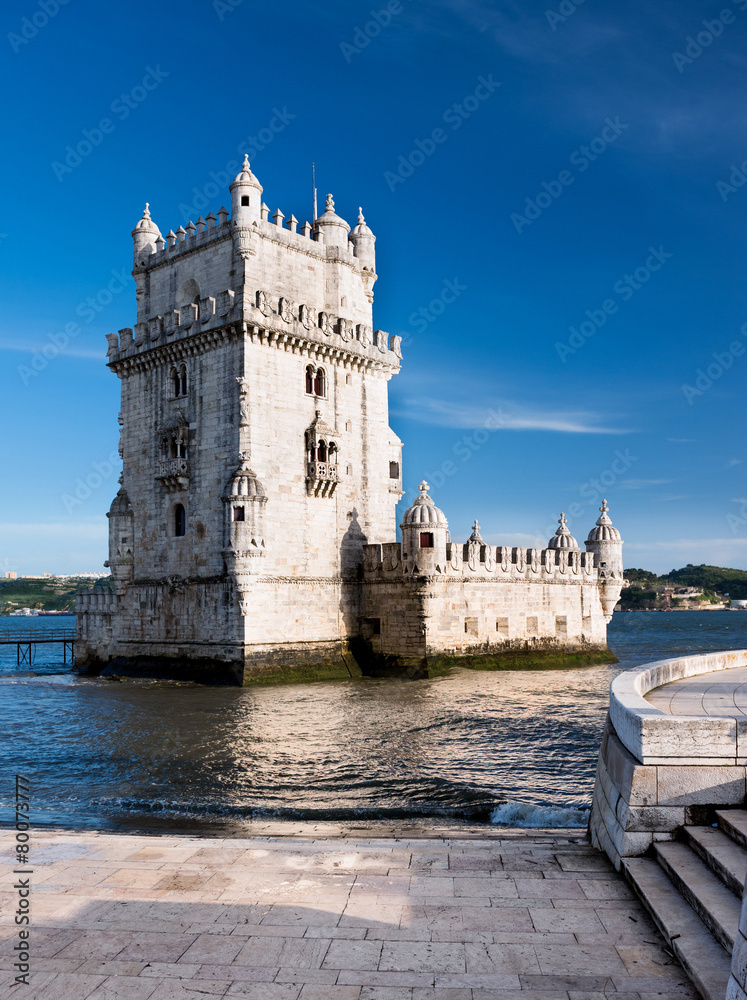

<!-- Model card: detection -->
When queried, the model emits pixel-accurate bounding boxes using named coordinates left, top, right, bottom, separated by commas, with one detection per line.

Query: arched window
left=317, top=440, right=327, bottom=462
left=314, top=368, right=326, bottom=397
left=171, top=367, right=180, bottom=397
left=328, top=442, right=338, bottom=465
left=305, top=366, right=314, bottom=394
left=169, top=436, right=178, bottom=459
left=174, top=504, right=186, bottom=537
left=179, top=364, right=187, bottom=396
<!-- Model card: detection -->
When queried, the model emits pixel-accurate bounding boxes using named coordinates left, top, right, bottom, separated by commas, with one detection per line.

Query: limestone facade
left=76, top=159, right=624, bottom=682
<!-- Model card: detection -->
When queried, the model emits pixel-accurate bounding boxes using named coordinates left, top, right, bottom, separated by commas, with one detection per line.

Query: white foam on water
left=490, top=800, right=589, bottom=828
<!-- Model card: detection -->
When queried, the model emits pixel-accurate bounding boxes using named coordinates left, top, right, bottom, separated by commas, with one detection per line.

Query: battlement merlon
left=129, top=158, right=378, bottom=333
left=362, top=541, right=605, bottom=582
left=105, top=303, right=402, bottom=375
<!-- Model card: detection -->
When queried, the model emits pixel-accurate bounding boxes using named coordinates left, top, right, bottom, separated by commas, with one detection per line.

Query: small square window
left=241, top=195, right=250, bottom=206
left=465, top=617, right=479, bottom=637
left=233, top=506, right=245, bottom=522
left=556, top=616, right=567, bottom=636
left=419, top=532, right=434, bottom=548
left=496, top=617, right=509, bottom=637
left=389, top=461, right=400, bottom=479
left=526, top=616, right=538, bottom=636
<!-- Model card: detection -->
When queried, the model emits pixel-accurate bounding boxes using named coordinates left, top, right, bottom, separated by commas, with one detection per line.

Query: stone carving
left=279, top=297, right=294, bottom=323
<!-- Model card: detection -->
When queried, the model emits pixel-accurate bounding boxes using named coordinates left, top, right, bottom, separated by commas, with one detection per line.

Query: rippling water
left=1, top=611, right=746, bottom=833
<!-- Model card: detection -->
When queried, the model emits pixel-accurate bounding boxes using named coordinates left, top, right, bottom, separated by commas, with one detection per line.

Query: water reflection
left=1, top=611, right=747, bottom=832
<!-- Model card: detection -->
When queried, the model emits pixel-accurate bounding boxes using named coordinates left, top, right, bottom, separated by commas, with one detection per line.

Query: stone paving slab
left=0, top=823, right=699, bottom=999
left=646, top=664, right=747, bottom=717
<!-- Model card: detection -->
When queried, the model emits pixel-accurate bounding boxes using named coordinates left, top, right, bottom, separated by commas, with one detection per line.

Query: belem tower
left=75, top=157, right=625, bottom=683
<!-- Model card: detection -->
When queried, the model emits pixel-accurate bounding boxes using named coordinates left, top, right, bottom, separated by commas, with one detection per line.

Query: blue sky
left=1, top=0, right=746, bottom=575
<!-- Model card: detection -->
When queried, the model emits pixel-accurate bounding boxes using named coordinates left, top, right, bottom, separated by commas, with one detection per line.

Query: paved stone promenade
left=1, top=823, right=698, bottom=999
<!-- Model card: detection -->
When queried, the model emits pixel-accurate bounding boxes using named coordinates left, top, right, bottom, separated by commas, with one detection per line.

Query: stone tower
left=76, top=156, right=624, bottom=683
left=76, top=158, right=404, bottom=682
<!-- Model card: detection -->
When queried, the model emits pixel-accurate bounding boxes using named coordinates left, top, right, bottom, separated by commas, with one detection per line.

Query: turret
left=314, top=193, right=350, bottom=249
left=400, top=481, right=448, bottom=575
left=585, top=500, right=624, bottom=619
left=104, top=486, right=134, bottom=594
left=221, top=460, right=268, bottom=596
left=547, top=513, right=580, bottom=551
left=131, top=203, right=161, bottom=267
left=349, top=207, right=376, bottom=270
left=229, top=154, right=263, bottom=224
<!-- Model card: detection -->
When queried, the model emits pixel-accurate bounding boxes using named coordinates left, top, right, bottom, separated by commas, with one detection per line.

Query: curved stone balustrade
left=591, top=649, right=747, bottom=870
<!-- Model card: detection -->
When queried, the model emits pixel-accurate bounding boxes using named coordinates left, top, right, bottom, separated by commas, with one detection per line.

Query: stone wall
left=590, top=650, right=747, bottom=870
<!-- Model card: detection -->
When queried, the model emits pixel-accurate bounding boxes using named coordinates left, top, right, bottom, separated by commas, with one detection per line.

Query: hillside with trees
left=619, top=564, right=747, bottom=610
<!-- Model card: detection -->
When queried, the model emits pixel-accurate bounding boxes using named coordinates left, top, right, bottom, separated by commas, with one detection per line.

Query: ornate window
left=305, top=365, right=327, bottom=398
left=174, top=503, right=186, bottom=537
left=171, top=364, right=188, bottom=398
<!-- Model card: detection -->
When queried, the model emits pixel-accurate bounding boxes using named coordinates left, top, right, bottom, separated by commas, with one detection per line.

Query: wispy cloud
left=0, top=341, right=104, bottom=360
left=393, top=397, right=628, bottom=434
left=620, top=478, right=672, bottom=489
left=725, top=458, right=743, bottom=468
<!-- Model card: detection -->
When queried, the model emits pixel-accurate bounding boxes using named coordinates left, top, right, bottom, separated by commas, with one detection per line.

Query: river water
left=1, top=612, right=746, bottom=833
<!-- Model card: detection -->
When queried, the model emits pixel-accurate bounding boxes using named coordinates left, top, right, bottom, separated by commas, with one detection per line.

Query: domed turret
left=229, top=154, right=263, bottom=223
left=585, top=499, right=623, bottom=578
left=585, top=500, right=624, bottom=621
left=314, top=193, right=350, bottom=250
left=400, top=481, right=448, bottom=574
left=131, top=203, right=161, bottom=266
left=105, top=486, right=134, bottom=594
left=548, top=513, right=579, bottom=550
left=222, top=459, right=268, bottom=587
left=349, top=207, right=376, bottom=270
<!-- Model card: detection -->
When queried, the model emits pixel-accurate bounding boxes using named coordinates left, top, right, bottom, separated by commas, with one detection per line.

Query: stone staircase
left=623, top=809, right=747, bottom=1000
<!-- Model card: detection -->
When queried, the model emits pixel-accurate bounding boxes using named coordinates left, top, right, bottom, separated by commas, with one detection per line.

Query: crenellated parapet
left=363, top=540, right=598, bottom=583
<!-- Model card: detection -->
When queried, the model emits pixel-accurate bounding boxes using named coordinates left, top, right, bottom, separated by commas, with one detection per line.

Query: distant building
left=5, top=571, right=17, bottom=580
left=76, top=159, right=625, bottom=683
left=731, top=600, right=747, bottom=609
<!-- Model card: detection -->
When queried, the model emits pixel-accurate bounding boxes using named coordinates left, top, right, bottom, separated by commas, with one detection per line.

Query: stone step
left=655, top=841, right=740, bottom=953
left=717, top=808, right=747, bottom=852
left=685, top=824, right=747, bottom=897
left=623, top=856, right=732, bottom=1000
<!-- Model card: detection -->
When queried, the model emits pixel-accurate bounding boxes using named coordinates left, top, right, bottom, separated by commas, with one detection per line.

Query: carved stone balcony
left=156, top=458, right=189, bottom=492
left=306, top=461, right=340, bottom=497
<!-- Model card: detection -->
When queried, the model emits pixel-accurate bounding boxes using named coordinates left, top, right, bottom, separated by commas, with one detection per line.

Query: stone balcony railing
left=156, top=458, right=189, bottom=492
left=306, top=461, right=340, bottom=497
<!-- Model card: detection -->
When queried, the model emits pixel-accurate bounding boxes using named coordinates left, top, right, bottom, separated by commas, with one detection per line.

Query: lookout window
left=174, top=504, right=186, bottom=537
left=464, top=617, right=479, bottom=637
left=389, top=461, right=400, bottom=479
left=419, top=532, right=434, bottom=548
left=241, top=195, right=250, bottom=206
left=171, top=364, right=187, bottom=397
left=233, top=506, right=245, bottom=522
